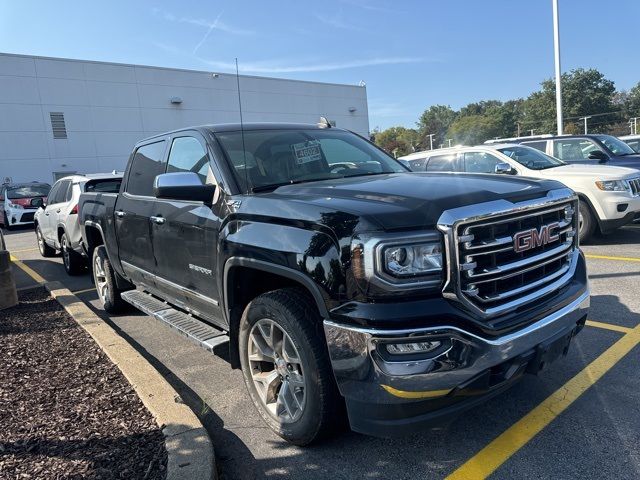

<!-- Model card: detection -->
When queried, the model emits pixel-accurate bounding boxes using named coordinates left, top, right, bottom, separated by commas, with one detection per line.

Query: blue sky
left=1, top=0, right=639, bottom=130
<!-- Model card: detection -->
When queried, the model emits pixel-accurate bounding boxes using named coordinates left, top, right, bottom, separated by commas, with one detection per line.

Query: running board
left=121, top=289, right=229, bottom=352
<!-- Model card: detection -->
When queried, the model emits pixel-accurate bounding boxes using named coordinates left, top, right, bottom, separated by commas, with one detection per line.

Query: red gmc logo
left=513, top=222, right=560, bottom=253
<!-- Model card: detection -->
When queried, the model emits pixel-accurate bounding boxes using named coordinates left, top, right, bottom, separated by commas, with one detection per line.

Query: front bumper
left=596, top=192, right=640, bottom=229
left=4, top=207, right=37, bottom=226
left=323, top=287, right=590, bottom=437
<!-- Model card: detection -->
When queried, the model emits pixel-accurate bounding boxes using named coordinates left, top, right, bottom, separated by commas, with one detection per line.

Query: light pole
left=552, top=0, right=563, bottom=135
left=447, top=138, right=453, bottom=147
left=427, top=133, right=435, bottom=150
left=579, top=116, right=592, bottom=134
left=631, top=117, right=639, bottom=135
left=517, top=122, right=521, bottom=137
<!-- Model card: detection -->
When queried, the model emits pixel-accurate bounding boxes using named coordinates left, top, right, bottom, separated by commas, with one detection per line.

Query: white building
left=0, top=53, right=369, bottom=183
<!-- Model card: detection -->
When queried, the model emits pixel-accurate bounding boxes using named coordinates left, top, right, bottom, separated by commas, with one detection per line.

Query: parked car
left=79, top=122, right=589, bottom=444
left=620, top=134, right=640, bottom=153
left=34, top=173, right=122, bottom=274
left=0, top=181, right=50, bottom=230
left=485, top=134, right=640, bottom=169
left=399, top=144, right=640, bottom=242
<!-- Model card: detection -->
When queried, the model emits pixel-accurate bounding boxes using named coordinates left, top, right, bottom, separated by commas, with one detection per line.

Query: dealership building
left=0, top=52, right=369, bottom=184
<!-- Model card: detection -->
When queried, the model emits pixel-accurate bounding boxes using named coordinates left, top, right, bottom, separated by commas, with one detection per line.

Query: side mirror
left=153, top=172, right=216, bottom=203
left=588, top=150, right=608, bottom=162
left=31, top=198, right=44, bottom=208
left=494, top=162, right=515, bottom=175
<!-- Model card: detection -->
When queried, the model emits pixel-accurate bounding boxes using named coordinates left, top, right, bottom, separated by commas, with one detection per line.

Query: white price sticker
left=292, top=141, right=322, bottom=164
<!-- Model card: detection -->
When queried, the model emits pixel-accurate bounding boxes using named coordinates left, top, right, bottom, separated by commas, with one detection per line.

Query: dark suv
left=487, top=134, right=640, bottom=169
left=79, top=123, right=590, bottom=444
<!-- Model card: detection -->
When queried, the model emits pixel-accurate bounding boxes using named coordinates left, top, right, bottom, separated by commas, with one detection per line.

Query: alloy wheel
left=93, top=254, right=109, bottom=304
left=37, top=229, right=45, bottom=255
left=247, top=319, right=306, bottom=423
left=62, top=237, right=70, bottom=269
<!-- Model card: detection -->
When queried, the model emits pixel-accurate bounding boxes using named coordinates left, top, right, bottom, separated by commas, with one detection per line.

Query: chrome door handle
left=150, top=215, right=165, bottom=225
left=115, top=210, right=126, bottom=218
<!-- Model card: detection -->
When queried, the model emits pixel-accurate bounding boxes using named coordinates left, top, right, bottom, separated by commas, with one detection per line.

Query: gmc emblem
left=513, top=222, right=560, bottom=253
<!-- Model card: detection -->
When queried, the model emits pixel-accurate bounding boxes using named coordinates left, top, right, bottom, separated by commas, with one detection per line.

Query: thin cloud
left=339, top=0, right=399, bottom=13
left=198, top=56, right=424, bottom=74
left=154, top=8, right=254, bottom=36
left=314, top=11, right=361, bottom=31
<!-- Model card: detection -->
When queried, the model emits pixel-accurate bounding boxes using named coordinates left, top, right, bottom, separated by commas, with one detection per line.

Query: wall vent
left=49, top=112, right=67, bottom=139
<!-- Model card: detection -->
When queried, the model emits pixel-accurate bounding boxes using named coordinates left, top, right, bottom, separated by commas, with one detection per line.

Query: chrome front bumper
left=323, top=288, right=590, bottom=406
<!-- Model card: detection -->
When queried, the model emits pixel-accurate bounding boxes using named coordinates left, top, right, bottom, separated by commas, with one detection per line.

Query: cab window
left=126, top=141, right=167, bottom=196
left=462, top=152, right=503, bottom=173
left=552, top=139, right=599, bottom=160
left=166, top=136, right=214, bottom=185
left=426, top=155, right=457, bottom=172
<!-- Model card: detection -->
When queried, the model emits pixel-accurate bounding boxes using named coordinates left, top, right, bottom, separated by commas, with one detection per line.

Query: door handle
left=56, top=209, right=61, bottom=213
left=45, top=212, right=50, bottom=216
left=115, top=210, right=126, bottom=218
left=150, top=215, right=165, bottom=225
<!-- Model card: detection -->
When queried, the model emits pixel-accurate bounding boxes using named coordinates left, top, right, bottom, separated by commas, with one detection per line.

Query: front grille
left=20, top=212, right=35, bottom=222
left=455, top=199, right=578, bottom=317
left=629, top=177, right=640, bottom=196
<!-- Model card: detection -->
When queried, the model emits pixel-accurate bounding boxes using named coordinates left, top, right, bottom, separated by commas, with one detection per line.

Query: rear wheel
left=92, top=246, right=126, bottom=313
left=239, top=288, right=342, bottom=445
left=36, top=225, right=56, bottom=257
left=61, top=234, right=84, bottom=275
left=578, top=201, right=596, bottom=244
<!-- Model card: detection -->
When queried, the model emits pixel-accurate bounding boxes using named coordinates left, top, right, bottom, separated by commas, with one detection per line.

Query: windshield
left=214, top=128, right=407, bottom=192
left=595, top=135, right=636, bottom=155
left=497, top=145, right=565, bottom=170
left=6, top=184, right=51, bottom=199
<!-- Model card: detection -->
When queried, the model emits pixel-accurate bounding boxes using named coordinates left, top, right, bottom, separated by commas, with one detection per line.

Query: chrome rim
left=37, top=229, right=45, bottom=254
left=62, top=237, right=70, bottom=268
left=247, top=319, right=306, bottom=423
left=93, top=254, right=109, bottom=304
left=578, top=211, right=584, bottom=235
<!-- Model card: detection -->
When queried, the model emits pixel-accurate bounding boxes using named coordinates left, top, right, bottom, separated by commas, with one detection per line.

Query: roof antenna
left=235, top=58, right=249, bottom=192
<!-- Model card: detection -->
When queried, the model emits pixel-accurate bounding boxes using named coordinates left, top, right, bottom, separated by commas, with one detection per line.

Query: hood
left=261, top=173, right=565, bottom=231
left=537, top=164, right=639, bottom=180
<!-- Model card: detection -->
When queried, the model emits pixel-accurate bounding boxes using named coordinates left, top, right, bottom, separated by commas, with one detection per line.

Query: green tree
left=373, top=126, right=421, bottom=157
left=446, top=115, right=500, bottom=145
left=416, top=105, right=457, bottom=148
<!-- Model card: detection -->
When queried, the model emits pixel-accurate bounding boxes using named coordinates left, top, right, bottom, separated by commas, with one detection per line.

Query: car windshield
left=214, top=128, right=407, bottom=192
left=6, top=184, right=51, bottom=199
left=595, top=135, right=636, bottom=155
left=497, top=145, right=565, bottom=170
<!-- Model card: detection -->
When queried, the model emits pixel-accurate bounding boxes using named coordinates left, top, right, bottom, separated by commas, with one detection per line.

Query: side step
left=121, top=289, right=229, bottom=352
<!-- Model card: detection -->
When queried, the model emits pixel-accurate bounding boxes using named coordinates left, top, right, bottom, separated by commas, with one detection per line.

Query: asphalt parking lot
left=5, top=224, right=640, bottom=480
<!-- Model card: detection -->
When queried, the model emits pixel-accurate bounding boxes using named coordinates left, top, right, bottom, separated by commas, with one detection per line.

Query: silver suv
left=34, top=173, right=122, bottom=274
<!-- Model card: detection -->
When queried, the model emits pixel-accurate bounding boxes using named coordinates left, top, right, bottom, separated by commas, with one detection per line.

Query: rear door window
left=426, top=154, right=457, bottom=172
left=126, top=141, right=167, bottom=196
left=552, top=139, right=599, bottom=160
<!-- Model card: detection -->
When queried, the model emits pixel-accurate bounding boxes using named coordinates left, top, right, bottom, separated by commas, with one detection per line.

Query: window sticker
left=291, top=140, right=322, bottom=164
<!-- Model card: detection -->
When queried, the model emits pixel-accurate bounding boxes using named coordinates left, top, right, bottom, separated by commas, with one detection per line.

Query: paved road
left=5, top=225, right=640, bottom=480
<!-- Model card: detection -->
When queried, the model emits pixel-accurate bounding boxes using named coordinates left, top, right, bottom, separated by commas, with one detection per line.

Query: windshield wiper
left=251, top=179, right=316, bottom=193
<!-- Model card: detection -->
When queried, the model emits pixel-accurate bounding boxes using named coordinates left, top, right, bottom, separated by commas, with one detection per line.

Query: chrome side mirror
left=153, top=172, right=216, bottom=203
left=495, top=162, right=515, bottom=175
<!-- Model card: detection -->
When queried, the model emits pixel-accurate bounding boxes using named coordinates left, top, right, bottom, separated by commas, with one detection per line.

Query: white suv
left=34, top=173, right=122, bottom=274
left=399, top=144, right=640, bottom=242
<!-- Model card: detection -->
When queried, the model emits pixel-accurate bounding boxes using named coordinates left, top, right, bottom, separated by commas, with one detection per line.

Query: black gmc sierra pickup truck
left=79, top=122, right=590, bottom=445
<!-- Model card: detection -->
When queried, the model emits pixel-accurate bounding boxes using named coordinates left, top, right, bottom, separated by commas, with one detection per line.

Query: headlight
left=383, top=243, right=442, bottom=277
left=595, top=180, right=628, bottom=192
left=351, top=232, right=444, bottom=296
left=7, top=201, right=23, bottom=209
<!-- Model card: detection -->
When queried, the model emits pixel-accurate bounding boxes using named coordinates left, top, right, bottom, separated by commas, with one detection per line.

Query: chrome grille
left=629, top=177, right=640, bottom=196
left=450, top=197, right=578, bottom=318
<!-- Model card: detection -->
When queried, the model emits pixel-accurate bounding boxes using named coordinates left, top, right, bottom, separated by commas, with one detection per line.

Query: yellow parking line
left=585, top=254, right=640, bottom=263
left=9, top=254, right=46, bottom=284
left=446, top=323, right=640, bottom=480
left=586, top=320, right=633, bottom=334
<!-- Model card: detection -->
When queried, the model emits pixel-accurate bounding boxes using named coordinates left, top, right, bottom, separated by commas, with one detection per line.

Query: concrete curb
left=45, top=281, right=216, bottom=480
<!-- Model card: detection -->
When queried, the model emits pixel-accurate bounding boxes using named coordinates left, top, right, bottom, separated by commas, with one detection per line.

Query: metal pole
left=579, top=116, right=591, bottom=134
left=447, top=139, right=452, bottom=147
left=552, top=0, right=563, bottom=135
left=517, top=122, right=521, bottom=137
left=428, top=134, right=435, bottom=150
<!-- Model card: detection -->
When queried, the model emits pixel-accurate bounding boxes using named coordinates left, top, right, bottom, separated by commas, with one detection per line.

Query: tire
left=238, top=288, right=342, bottom=446
left=92, top=245, right=126, bottom=313
left=36, top=225, right=56, bottom=257
left=578, top=201, right=596, bottom=244
left=61, top=234, right=84, bottom=275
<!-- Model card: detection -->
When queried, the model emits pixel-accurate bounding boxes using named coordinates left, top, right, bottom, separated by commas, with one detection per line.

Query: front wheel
left=92, top=246, right=126, bottom=313
left=239, top=288, right=342, bottom=445
left=36, top=225, right=56, bottom=257
left=578, top=201, right=596, bottom=244
left=3, top=212, right=13, bottom=231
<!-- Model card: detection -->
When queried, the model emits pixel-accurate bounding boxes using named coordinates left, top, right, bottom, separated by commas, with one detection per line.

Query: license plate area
left=526, top=326, right=575, bottom=374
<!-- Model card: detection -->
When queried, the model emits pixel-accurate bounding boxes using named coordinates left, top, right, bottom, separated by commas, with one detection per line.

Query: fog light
left=386, top=341, right=441, bottom=355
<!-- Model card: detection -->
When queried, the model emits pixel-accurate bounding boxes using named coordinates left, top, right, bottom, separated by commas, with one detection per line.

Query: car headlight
left=351, top=232, right=444, bottom=297
left=595, top=180, right=628, bottom=192
left=7, top=201, right=23, bottom=209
